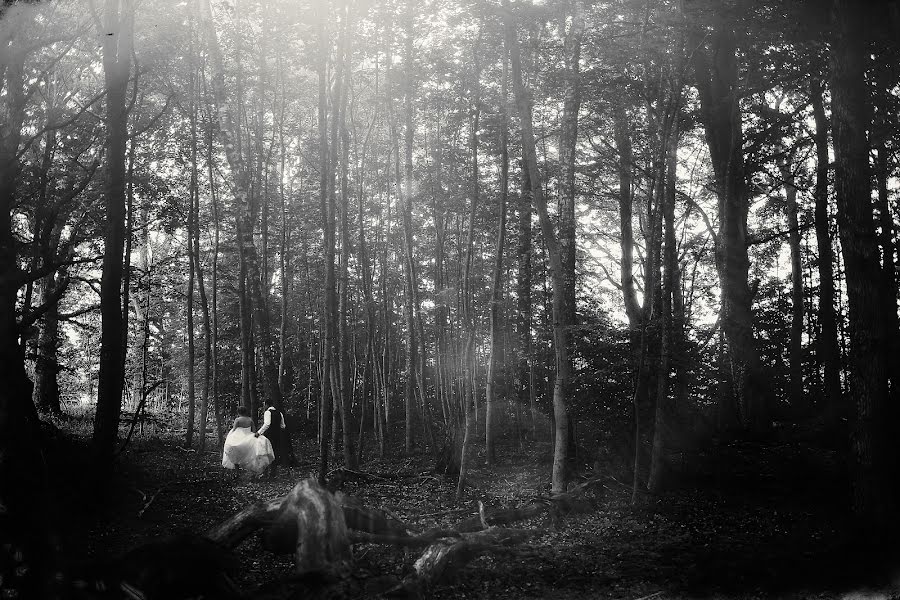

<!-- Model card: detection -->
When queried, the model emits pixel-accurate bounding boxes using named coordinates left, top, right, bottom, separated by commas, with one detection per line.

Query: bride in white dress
left=222, top=407, right=274, bottom=473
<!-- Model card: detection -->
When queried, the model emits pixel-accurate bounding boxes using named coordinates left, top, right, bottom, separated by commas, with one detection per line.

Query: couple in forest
left=221, top=405, right=287, bottom=478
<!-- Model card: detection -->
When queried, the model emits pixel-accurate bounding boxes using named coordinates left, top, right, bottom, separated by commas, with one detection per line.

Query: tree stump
left=284, top=478, right=351, bottom=577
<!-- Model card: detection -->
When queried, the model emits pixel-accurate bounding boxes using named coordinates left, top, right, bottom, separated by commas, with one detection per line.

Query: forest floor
left=49, top=421, right=900, bottom=599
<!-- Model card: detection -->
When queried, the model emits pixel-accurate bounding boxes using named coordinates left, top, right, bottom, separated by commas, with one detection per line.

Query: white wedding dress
left=222, top=426, right=274, bottom=473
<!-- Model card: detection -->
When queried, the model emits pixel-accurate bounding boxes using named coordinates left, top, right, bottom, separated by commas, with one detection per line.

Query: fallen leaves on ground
left=53, top=433, right=898, bottom=599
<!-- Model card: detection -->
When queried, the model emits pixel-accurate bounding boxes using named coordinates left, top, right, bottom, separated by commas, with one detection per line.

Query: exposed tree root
left=206, top=496, right=286, bottom=548
left=202, top=475, right=603, bottom=597
left=391, top=528, right=537, bottom=597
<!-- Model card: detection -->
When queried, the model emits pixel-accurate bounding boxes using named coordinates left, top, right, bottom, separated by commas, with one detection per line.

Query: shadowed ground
left=43, top=419, right=898, bottom=599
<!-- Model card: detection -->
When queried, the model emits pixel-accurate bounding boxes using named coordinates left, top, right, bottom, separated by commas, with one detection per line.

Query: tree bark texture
left=402, top=8, right=424, bottom=456
left=503, top=0, right=570, bottom=493
left=810, top=80, right=843, bottom=425
left=0, top=19, right=60, bottom=596
left=558, top=0, right=584, bottom=331
left=516, top=160, right=535, bottom=437
left=777, top=151, right=805, bottom=411
left=485, top=44, right=510, bottom=467
left=316, top=5, right=336, bottom=481
left=199, top=0, right=285, bottom=429
left=830, top=0, right=893, bottom=526
left=691, top=19, right=768, bottom=432
left=649, top=102, right=679, bottom=493
left=94, top=0, right=135, bottom=463
left=286, top=479, right=351, bottom=576
left=458, top=31, right=482, bottom=498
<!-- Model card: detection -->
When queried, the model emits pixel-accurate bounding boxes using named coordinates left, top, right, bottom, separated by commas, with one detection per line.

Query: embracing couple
left=221, top=405, right=287, bottom=478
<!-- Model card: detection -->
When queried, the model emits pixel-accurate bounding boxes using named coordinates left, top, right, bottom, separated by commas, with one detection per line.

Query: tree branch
left=747, top=221, right=814, bottom=247
left=59, top=304, right=101, bottom=320
left=17, top=275, right=71, bottom=331
left=17, top=90, right=108, bottom=160
left=128, top=93, right=174, bottom=140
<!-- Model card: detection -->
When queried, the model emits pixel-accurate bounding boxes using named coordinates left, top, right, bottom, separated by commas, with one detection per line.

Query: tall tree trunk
left=557, top=1, right=583, bottom=466
left=613, top=103, right=641, bottom=329
left=335, top=1, right=356, bottom=468
left=232, top=0, right=254, bottom=419
left=194, top=211, right=212, bottom=451
left=94, top=0, right=135, bottom=463
left=379, top=154, right=393, bottom=452
left=139, top=262, right=152, bottom=435
left=431, top=96, right=454, bottom=442
left=649, top=100, right=679, bottom=493
left=0, top=25, right=36, bottom=438
left=33, top=284, right=61, bottom=414
left=121, top=86, right=136, bottom=409
left=558, top=0, right=583, bottom=339
left=31, top=95, right=64, bottom=416
left=810, top=80, right=842, bottom=427
left=131, top=198, right=150, bottom=409
left=184, top=53, right=199, bottom=448
left=198, top=0, right=284, bottom=427
left=357, top=129, right=378, bottom=467
left=206, top=93, right=225, bottom=446
left=407, top=19, right=431, bottom=456
left=672, top=253, right=689, bottom=413
left=0, top=21, right=57, bottom=590
left=185, top=140, right=197, bottom=449
left=387, top=8, right=421, bottom=455
left=403, top=11, right=423, bottom=456
left=277, top=98, right=292, bottom=415
left=31, top=170, right=66, bottom=415
left=485, top=44, right=509, bottom=467
left=256, top=0, right=269, bottom=312
left=691, top=19, right=767, bottom=432
left=872, top=53, right=899, bottom=393
left=613, top=100, right=655, bottom=492
left=830, top=0, right=892, bottom=526
left=458, top=30, right=482, bottom=497
left=239, top=255, right=254, bottom=411
left=517, top=162, right=534, bottom=438
left=315, top=5, right=336, bottom=481
left=503, top=0, right=570, bottom=493
left=778, top=151, right=805, bottom=412
left=190, top=61, right=213, bottom=452
left=874, top=143, right=898, bottom=389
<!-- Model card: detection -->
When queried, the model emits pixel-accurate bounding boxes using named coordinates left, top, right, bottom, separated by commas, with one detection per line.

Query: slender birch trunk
left=503, top=1, right=570, bottom=493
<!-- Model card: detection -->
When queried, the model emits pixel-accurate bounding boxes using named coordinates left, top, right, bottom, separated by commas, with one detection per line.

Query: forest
left=1, top=0, right=899, bottom=597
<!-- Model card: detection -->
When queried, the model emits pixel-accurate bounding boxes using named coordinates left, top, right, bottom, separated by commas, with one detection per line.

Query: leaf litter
left=52, top=432, right=900, bottom=600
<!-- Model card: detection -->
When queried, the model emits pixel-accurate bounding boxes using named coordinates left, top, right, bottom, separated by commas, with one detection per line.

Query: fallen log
left=326, top=467, right=422, bottom=487
left=206, top=497, right=286, bottom=548
left=454, top=500, right=550, bottom=532
left=393, top=528, right=536, bottom=596
left=205, top=476, right=590, bottom=594
left=348, top=527, right=463, bottom=548
left=349, top=531, right=435, bottom=548
left=415, top=507, right=473, bottom=519
left=336, top=491, right=413, bottom=536
left=206, top=486, right=413, bottom=555
left=260, top=491, right=415, bottom=555
left=453, top=476, right=603, bottom=533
